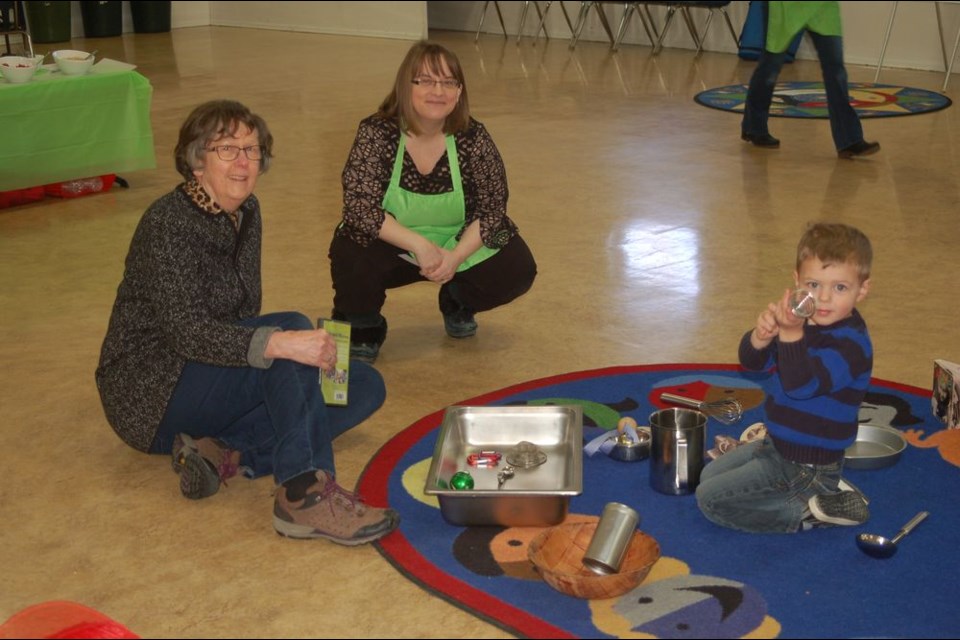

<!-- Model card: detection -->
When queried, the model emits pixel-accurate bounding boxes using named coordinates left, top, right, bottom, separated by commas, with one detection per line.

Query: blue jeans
left=150, top=312, right=386, bottom=485
left=695, top=436, right=842, bottom=533
left=742, top=32, right=863, bottom=151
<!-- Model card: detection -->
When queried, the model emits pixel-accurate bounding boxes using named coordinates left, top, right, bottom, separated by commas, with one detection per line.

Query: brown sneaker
left=171, top=433, right=240, bottom=500
left=273, top=471, right=399, bottom=545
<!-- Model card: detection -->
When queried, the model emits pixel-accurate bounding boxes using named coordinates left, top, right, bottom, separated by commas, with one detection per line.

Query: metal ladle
left=856, top=511, right=928, bottom=559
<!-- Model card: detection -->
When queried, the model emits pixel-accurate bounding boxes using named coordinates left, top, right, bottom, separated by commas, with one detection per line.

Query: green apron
left=766, top=1, right=841, bottom=54
left=382, top=133, right=498, bottom=272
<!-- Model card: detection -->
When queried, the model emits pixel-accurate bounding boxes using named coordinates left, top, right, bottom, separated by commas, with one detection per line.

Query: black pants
left=329, top=232, right=537, bottom=325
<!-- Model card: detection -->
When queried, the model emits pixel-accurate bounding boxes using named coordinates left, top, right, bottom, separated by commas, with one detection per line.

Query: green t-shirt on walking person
left=766, top=1, right=842, bottom=53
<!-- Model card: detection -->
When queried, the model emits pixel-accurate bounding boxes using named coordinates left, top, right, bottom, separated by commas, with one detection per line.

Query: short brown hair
left=796, top=223, right=873, bottom=282
left=377, top=41, right=470, bottom=136
left=174, top=100, right=274, bottom=180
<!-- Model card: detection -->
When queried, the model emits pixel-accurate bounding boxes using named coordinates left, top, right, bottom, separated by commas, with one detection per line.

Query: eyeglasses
left=206, top=145, right=264, bottom=161
left=411, top=76, right=461, bottom=91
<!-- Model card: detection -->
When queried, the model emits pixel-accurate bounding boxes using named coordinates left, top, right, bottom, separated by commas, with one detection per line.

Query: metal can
left=582, top=502, right=640, bottom=575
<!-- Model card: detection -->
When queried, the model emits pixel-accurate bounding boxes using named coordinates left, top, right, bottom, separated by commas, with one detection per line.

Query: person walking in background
left=741, top=1, right=881, bottom=159
left=329, top=41, right=537, bottom=363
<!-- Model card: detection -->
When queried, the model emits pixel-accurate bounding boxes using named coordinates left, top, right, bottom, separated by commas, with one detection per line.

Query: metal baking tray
left=844, top=423, right=907, bottom=470
left=423, top=405, right=583, bottom=526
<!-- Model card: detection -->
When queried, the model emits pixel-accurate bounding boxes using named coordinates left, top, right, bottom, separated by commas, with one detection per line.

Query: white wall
left=51, top=1, right=960, bottom=75
left=63, top=1, right=209, bottom=38
left=209, top=0, right=427, bottom=40
left=61, top=1, right=425, bottom=41
left=428, top=0, right=960, bottom=74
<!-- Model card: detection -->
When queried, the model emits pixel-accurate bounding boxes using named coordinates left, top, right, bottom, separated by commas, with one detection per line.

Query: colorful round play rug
left=694, top=81, right=951, bottom=118
left=359, top=363, right=959, bottom=639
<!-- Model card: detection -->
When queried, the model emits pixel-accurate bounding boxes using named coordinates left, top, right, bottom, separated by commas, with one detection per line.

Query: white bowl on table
left=0, top=56, right=42, bottom=83
left=53, top=49, right=96, bottom=76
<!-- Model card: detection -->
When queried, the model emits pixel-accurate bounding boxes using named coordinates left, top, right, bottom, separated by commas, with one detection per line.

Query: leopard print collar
left=182, top=179, right=239, bottom=229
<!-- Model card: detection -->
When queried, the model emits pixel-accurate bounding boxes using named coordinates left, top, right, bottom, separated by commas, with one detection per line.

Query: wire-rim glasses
left=206, top=145, right=264, bottom=161
left=411, top=76, right=461, bottom=91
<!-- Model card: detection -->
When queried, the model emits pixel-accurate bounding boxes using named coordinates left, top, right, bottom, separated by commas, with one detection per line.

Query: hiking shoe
left=808, top=491, right=870, bottom=526
left=273, top=471, right=400, bottom=545
left=349, top=342, right=381, bottom=363
left=443, top=309, right=477, bottom=338
left=171, top=433, right=240, bottom=500
left=838, top=140, right=880, bottom=159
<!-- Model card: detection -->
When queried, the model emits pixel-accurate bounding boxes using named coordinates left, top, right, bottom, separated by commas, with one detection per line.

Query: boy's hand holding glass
left=774, top=289, right=806, bottom=341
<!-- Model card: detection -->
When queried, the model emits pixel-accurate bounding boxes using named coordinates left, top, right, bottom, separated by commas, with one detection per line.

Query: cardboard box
left=932, top=359, right=960, bottom=428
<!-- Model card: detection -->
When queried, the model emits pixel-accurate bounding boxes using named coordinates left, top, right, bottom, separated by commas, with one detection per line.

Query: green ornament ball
left=450, top=471, right=475, bottom=490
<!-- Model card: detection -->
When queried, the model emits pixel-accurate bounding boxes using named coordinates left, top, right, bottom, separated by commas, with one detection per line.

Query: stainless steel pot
left=649, top=408, right=707, bottom=495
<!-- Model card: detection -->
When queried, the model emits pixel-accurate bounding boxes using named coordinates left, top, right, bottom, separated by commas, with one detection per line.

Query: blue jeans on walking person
left=742, top=32, right=863, bottom=152
left=695, top=436, right=842, bottom=533
left=150, top=311, right=386, bottom=485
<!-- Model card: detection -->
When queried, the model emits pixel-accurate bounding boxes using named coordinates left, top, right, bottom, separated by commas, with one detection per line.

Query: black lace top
left=337, top=115, right=518, bottom=248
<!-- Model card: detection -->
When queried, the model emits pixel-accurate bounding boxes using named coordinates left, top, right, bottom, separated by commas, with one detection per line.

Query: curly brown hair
left=174, top=100, right=273, bottom=180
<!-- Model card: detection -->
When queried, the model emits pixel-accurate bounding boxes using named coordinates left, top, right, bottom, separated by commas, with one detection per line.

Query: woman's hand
left=419, top=220, right=480, bottom=284
left=419, top=247, right=461, bottom=284
left=411, top=240, right=444, bottom=275
left=264, top=329, right=338, bottom=373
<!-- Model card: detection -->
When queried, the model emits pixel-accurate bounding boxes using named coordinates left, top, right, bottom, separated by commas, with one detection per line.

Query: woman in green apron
left=329, top=42, right=537, bottom=363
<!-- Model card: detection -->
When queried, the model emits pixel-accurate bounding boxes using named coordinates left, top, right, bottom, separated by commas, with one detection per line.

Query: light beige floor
left=1, top=26, right=958, bottom=638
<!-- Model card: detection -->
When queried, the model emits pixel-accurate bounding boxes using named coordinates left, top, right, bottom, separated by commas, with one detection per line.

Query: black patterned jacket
left=95, top=186, right=275, bottom=451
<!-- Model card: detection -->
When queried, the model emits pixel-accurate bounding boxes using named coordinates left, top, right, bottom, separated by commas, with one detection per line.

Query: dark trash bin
left=25, top=0, right=72, bottom=44
left=81, top=1, right=122, bottom=38
left=130, top=0, right=171, bottom=33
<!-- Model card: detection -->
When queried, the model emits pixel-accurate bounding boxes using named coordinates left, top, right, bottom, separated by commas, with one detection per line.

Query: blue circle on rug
left=695, top=81, right=952, bottom=118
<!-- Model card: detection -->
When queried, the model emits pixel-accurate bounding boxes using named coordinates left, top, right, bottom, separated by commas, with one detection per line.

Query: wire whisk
left=659, top=393, right=743, bottom=425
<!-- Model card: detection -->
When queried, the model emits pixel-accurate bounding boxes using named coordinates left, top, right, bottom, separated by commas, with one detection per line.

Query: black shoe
left=443, top=309, right=477, bottom=338
left=335, top=312, right=387, bottom=363
left=838, top=140, right=880, bottom=159
left=741, top=132, right=780, bottom=148
left=349, top=342, right=380, bottom=363
left=807, top=491, right=870, bottom=527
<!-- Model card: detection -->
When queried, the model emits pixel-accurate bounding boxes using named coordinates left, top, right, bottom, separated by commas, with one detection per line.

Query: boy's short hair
left=796, top=223, right=872, bottom=282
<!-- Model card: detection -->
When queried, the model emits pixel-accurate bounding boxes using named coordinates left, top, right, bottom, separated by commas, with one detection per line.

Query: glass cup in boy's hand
left=789, top=288, right=817, bottom=318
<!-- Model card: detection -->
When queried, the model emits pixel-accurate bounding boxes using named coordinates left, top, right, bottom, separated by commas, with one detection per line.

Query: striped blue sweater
left=738, top=309, right=873, bottom=464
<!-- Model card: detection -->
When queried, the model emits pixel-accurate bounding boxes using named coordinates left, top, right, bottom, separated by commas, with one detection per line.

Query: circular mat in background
left=694, top=81, right=952, bottom=118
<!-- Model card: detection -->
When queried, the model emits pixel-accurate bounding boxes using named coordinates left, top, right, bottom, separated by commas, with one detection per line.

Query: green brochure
left=317, top=318, right=351, bottom=406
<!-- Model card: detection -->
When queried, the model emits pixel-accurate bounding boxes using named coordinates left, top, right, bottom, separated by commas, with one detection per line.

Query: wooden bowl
left=528, top=520, right=660, bottom=599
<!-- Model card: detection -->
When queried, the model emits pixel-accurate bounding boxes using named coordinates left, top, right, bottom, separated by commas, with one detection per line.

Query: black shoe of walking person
left=838, top=140, right=881, bottom=159
left=741, top=132, right=780, bottom=148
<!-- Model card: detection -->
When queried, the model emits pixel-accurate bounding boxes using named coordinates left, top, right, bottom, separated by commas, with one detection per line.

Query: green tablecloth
left=0, top=61, right=156, bottom=191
